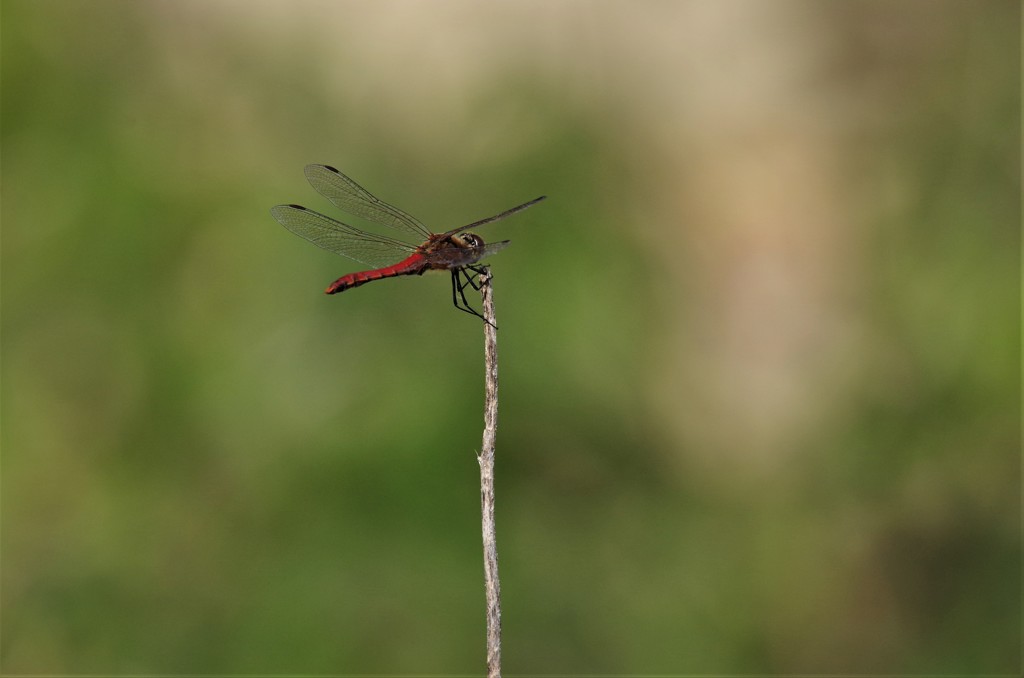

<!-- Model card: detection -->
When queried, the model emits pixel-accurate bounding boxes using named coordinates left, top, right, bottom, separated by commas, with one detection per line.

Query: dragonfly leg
left=461, top=265, right=488, bottom=292
left=459, top=271, right=478, bottom=293
left=450, top=269, right=496, bottom=328
left=452, top=269, right=479, bottom=315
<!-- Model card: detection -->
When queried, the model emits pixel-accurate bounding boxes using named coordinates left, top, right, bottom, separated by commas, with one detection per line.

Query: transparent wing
left=443, top=195, right=546, bottom=236
left=304, top=164, right=432, bottom=239
left=472, top=240, right=511, bottom=261
left=271, top=204, right=416, bottom=269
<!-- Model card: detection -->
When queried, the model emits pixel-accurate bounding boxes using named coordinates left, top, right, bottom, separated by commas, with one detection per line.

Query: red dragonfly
left=271, top=164, right=545, bottom=323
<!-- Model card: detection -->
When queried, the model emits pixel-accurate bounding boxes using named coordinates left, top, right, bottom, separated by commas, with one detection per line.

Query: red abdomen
left=325, top=254, right=427, bottom=294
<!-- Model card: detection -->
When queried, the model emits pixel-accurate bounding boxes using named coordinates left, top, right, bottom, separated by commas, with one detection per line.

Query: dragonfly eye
left=462, top=233, right=484, bottom=248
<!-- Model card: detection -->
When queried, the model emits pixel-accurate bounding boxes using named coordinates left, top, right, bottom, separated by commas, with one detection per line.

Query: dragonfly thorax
left=422, top=232, right=491, bottom=270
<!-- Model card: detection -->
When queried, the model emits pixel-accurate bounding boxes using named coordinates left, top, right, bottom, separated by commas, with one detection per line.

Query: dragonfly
left=271, top=164, right=545, bottom=324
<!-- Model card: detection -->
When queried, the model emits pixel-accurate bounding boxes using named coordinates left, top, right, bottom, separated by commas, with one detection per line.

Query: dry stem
left=478, top=267, right=502, bottom=678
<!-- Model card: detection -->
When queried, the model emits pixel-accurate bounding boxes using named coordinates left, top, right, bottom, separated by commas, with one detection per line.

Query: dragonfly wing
left=271, top=204, right=416, bottom=269
left=443, top=195, right=547, bottom=236
left=471, top=240, right=511, bottom=261
left=304, top=165, right=432, bottom=239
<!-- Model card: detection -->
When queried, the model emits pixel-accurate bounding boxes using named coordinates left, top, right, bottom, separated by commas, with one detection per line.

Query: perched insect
left=272, top=165, right=545, bottom=323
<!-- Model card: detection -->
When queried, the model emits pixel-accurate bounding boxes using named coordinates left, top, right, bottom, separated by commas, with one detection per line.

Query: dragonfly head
left=453, top=232, right=485, bottom=249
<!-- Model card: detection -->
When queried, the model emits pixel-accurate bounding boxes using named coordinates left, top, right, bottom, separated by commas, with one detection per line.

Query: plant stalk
left=478, top=267, right=502, bottom=678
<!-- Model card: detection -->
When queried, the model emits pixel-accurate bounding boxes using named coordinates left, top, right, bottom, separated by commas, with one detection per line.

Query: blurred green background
left=2, top=0, right=1018, bottom=674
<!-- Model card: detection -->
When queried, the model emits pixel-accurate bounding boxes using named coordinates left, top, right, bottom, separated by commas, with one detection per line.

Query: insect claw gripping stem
left=463, top=265, right=486, bottom=292
left=451, top=268, right=498, bottom=329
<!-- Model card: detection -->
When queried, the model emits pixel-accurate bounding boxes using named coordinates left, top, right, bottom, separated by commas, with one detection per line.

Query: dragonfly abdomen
left=325, top=253, right=427, bottom=294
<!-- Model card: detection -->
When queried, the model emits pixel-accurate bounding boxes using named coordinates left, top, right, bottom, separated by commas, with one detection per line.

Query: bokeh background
left=2, top=0, right=1019, bottom=674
